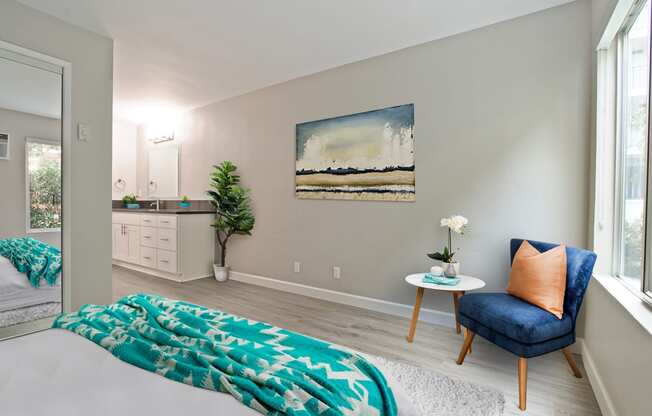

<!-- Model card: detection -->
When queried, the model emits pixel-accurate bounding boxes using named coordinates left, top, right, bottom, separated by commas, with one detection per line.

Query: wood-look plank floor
left=113, top=266, right=601, bottom=416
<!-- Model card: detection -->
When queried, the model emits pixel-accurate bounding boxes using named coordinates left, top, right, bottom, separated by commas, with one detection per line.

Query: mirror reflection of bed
left=0, top=49, right=63, bottom=333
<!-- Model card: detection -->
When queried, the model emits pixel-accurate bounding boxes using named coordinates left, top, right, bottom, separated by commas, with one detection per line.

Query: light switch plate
left=77, top=123, right=90, bottom=142
left=333, top=266, right=341, bottom=279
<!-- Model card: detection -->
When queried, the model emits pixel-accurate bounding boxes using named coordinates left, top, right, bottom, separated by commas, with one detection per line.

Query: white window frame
left=25, top=136, right=62, bottom=234
left=0, top=131, right=9, bottom=160
left=610, top=0, right=652, bottom=304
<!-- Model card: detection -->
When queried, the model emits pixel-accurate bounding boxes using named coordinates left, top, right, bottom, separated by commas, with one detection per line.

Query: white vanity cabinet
left=112, top=213, right=141, bottom=264
left=112, top=211, right=215, bottom=282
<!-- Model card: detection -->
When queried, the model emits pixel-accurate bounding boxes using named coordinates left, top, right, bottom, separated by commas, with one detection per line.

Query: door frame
left=0, top=40, right=73, bottom=322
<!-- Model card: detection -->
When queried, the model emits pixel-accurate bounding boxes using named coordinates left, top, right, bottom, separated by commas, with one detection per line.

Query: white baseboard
left=569, top=337, right=584, bottom=355
left=581, top=341, right=617, bottom=416
left=230, top=271, right=456, bottom=328
left=113, top=261, right=211, bottom=283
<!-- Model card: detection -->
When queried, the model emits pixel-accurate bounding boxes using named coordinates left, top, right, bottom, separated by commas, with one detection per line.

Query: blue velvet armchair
left=456, top=239, right=597, bottom=411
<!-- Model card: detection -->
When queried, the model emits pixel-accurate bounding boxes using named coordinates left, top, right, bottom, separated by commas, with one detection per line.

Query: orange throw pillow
left=507, top=241, right=567, bottom=319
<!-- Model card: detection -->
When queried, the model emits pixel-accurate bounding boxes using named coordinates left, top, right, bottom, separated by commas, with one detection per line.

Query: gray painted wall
left=156, top=1, right=592, bottom=313
left=0, top=107, right=61, bottom=248
left=0, top=0, right=113, bottom=310
left=582, top=280, right=652, bottom=416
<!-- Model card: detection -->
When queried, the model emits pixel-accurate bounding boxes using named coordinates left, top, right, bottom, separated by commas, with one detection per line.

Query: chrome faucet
left=149, top=200, right=160, bottom=211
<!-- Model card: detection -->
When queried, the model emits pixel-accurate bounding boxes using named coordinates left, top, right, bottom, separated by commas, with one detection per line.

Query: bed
left=0, top=296, right=418, bottom=416
left=0, top=255, right=61, bottom=328
left=0, top=256, right=61, bottom=312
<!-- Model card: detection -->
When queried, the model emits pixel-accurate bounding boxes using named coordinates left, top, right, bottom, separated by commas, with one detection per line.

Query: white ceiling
left=0, top=57, right=61, bottom=119
left=17, top=0, right=574, bottom=124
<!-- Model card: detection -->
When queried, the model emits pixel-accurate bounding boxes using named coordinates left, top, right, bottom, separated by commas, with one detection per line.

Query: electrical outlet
left=293, top=261, right=301, bottom=273
left=333, top=266, right=341, bottom=279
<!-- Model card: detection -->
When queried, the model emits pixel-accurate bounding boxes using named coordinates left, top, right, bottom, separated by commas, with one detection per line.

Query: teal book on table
left=422, top=273, right=460, bottom=286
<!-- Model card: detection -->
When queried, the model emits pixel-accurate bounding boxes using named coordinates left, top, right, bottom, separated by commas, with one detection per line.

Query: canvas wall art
left=295, top=104, right=415, bottom=201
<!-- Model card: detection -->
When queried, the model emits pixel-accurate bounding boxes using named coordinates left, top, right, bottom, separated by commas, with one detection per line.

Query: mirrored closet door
left=0, top=46, right=63, bottom=338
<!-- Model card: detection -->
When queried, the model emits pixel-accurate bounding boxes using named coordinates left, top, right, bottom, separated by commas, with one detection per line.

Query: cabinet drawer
left=112, top=212, right=140, bottom=225
left=157, top=249, right=177, bottom=273
left=140, top=215, right=157, bottom=227
left=157, top=215, right=177, bottom=229
left=140, top=227, right=157, bottom=248
left=157, top=228, right=177, bottom=251
left=140, top=246, right=157, bottom=268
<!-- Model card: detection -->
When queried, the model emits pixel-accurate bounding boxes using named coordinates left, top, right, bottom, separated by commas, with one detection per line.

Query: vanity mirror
left=148, top=145, right=179, bottom=198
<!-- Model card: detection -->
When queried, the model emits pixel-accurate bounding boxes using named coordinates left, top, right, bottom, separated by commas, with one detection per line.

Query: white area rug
left=0, top=302, right=60, bottom=327
left=373, top=355, right=505, bottom=416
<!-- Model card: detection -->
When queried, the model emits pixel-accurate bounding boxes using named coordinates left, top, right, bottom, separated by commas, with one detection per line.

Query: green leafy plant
left=122, top=194, right=138, bottom=205
left=428, top=245, right=455, bottom=263
left=30, top=160, right=61, bottom=229
left=207, top=161, right=255, bottom=266
left=181, top=195, right=190, bottom=203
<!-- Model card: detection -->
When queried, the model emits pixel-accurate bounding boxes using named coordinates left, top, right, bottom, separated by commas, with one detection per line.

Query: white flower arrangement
left=440, top=215, right=468, bottom=234
left=428, top=215, right=469, bottom=264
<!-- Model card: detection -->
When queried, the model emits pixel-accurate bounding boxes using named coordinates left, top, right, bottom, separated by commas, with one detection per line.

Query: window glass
left=620, top=0, right=650, bottom=289
left=27, top=140, right=62, bottom=231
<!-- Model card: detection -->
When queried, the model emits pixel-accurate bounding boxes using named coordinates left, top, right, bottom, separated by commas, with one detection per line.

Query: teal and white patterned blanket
left=53, top=294, right=398, bottom=416
left=0, top=237, right=61, bottom=287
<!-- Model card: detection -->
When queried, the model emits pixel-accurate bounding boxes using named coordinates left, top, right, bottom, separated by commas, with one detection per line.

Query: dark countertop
left=112, top=208, right=214, bottom=215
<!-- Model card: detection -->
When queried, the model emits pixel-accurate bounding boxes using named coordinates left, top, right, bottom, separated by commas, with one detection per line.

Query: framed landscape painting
left=295, top=104, right=415, bottom=201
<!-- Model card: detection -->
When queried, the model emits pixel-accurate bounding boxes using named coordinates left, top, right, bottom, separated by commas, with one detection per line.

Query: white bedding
left=0, top=329, right=418, bottom=416
left=0, top=257, right=61, bottom=312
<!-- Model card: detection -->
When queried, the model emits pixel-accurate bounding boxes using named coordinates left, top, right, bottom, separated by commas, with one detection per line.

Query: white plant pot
left=213, top=265, right=230, bottom=282
left=442, top=262, right=460, bottom=277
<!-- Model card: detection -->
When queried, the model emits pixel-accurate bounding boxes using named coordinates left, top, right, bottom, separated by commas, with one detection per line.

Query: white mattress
left=0, top=329, right=418, bottom=416
left=0, top=257, right=61, bottom=312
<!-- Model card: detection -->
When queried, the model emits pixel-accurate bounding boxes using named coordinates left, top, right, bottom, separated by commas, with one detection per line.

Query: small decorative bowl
left=179, top=202, right=191, bottom=208
left=125, top=203, right=140, bottom=209
left=430, top=265, right=444, bottom=276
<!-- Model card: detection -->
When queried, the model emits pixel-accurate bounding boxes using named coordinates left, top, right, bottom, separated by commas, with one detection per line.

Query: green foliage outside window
left=623, top=216, right=644, bottom=278
left=28, top=142, right=61, bottom=230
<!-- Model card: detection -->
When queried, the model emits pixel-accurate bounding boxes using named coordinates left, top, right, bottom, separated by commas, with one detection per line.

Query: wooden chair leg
left=456, top=329, right=475, bottom=365
left=562, top=347, right=582, bottom=378
left=518, top=357, right=527, bottom=411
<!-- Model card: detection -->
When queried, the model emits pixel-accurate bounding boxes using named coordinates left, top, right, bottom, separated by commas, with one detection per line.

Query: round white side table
left=405, top=273, right=485, bottom=343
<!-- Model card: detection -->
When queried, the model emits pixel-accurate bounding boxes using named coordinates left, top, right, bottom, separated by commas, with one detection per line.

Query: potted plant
left=206, top=161, right=255, bottom=282
left=122, top=194, right=139, bottom=209
left=179, top=196, right=191, bottom=208
left=427, top=215, right=468, bottom=277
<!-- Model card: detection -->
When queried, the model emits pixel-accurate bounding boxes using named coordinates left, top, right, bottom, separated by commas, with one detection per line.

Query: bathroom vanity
left=112, top=209, right=215, bottom=282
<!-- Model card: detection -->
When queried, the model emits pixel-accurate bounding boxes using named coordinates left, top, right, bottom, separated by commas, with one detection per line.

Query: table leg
left=465, top=327, right=472, bottom=354
left=452, top=291, right=462, bottom=334
left=406, top=287, right=425, bottom=343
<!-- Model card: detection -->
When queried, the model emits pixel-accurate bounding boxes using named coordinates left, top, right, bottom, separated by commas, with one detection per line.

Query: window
left=26, top=138, right=61, bottom=232
left=0, top=133, right=8, bottom=160
left=612, top=0, right=652, bottom=299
